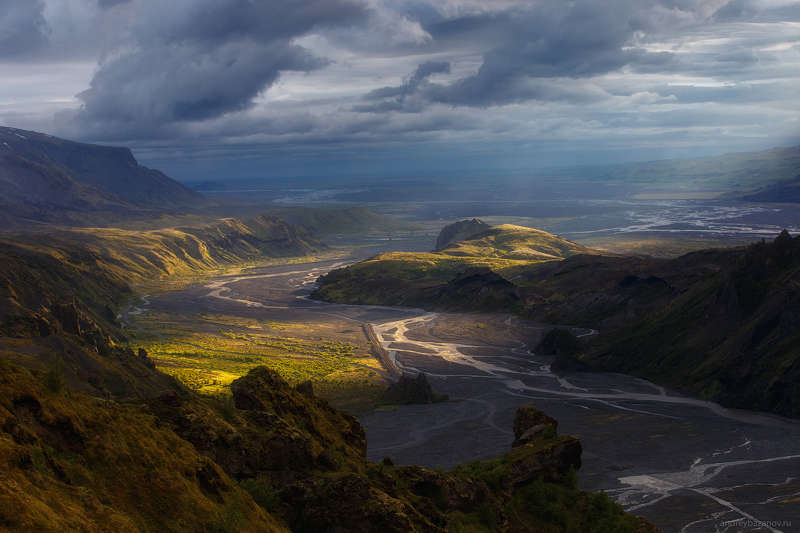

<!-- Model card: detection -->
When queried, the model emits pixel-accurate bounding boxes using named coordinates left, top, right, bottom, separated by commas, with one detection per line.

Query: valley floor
left=124, top=240, right=800, bottom=533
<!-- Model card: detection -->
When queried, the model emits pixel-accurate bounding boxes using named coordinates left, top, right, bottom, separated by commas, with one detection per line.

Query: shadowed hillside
left=579, top=231, right=800, bottom=417
left=0, top=126, right=203, bottom=226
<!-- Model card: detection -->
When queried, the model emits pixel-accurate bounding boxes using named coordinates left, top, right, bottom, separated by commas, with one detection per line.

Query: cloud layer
left=1, top=0, right=799, bottom=177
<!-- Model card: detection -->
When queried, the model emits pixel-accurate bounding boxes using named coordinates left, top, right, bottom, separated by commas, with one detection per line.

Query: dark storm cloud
left=354, top=60, right=450, bottom=112
left=3, top=0, right=800, bottom=172
left=0, top=0, right=49, bottom=58
left=361, top=0, right=772, bottom=109
left=78, top=41, right=325, bottom=123
left=355, top=1, right=659, bottom=108
left=72, top=0, right=367, bottom=137
left=434, top=2, right=681, bottom=106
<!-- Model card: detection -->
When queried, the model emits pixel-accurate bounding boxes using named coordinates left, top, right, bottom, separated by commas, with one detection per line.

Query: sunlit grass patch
left=132, top=311, right=388, bottom=412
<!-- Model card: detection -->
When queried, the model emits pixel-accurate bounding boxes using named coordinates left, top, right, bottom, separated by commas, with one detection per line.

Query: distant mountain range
left=0, top=126, right=203, bottom=227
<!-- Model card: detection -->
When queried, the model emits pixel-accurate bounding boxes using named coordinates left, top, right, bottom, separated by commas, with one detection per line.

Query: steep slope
left=0, top=363, right=282, bottom=532
left=0, top=126, right=202, bottom=225
left=313, top=221, right=595, bottom=310
left=580, top=231, right=800, bottom=417
left=1, top=215, right=320, bottom=287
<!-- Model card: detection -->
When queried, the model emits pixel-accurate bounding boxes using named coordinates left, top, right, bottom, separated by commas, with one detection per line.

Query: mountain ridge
left=0, top=126, right=203, bottom=226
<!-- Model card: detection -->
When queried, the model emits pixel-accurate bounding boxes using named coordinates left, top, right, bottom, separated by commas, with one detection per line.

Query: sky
left=1, top=0, right=799, bottom=181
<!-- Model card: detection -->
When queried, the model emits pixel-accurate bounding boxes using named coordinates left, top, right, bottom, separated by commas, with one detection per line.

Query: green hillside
left=440, top=224, right=593, bottom=260
left=313, top=221, right=594, bottom=309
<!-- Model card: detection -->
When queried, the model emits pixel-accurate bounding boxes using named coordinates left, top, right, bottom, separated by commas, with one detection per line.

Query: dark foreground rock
left=380, top=372, right=449, bottom=405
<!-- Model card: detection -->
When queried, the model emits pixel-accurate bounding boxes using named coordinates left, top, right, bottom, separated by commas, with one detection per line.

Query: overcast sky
left=1, top=0, right=799, bottom=181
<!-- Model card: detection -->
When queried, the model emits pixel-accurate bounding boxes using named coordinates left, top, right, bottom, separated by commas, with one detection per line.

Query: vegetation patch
left=130, top=312, right=387, bottom=412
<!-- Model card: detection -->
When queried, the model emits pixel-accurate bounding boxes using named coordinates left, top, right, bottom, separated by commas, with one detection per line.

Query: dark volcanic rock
left=513, top=405, right=559, bottom=447
left=434, top=218, right=490, bottom=250
left=536, top=328, right=580, bottom=357
left=505, top=436, right=583, bottom=486
left=380, top=373, right=448, bottom=405
left=538, top=328, right=592, bottom=373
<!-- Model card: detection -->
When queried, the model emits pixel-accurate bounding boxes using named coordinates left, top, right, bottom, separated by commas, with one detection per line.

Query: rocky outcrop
left=537, top=328, right=592, bottom=373
left=146, top=369, right=656, bottom=532
left=513, top=405, right=558, bottom=446
left=434, top=218, right=490, bottom=250
left=148, top=367, right=366, bottom=481
left=379, top=372, right=448, bottom=405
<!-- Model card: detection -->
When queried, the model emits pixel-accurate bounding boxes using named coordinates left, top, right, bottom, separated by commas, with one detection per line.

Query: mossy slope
left=0, top=362, right=283, bottom=532
left=313, top=220, right=593, bottom=310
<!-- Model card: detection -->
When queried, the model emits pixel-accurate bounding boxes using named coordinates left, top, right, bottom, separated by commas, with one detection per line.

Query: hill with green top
left=439, top=224, right=593, bottom=260
left=312, top=220, right=596, bottom=310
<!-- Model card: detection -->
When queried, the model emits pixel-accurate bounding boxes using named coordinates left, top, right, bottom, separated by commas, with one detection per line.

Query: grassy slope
left=440, top=224, right=593, bottom=260
left=0, top=362, right=281, bottom=532
left=0, top=214, right=324, bottom=399
left=313, top=224, right=594, bottom=308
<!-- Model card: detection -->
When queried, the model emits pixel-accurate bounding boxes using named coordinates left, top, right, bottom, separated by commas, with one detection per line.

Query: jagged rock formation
left=435, top=218, right=490, bottom=250
left=146, top=367, right=656, bottom=532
